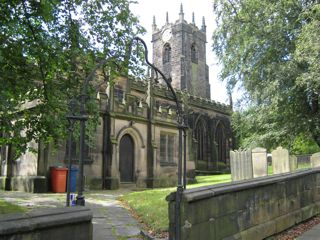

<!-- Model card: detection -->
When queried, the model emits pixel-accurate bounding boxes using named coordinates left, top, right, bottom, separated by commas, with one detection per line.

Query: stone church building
left=0, top=7, right=232, bottom=192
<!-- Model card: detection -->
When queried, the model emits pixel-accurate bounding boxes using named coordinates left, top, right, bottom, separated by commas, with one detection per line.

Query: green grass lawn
left=119, top=174, right=231, bottom=234
left=297, top=162, right=311, bottom=170
left=0, top=199, right=27, bottom=215
left=267, top=162, right=311, bottom=175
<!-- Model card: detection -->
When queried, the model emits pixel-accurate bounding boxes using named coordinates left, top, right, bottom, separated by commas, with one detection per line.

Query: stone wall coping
left=6, top=176, right=46, bottom=179
left=0, top=207, right=92, bottom=236
left=167, top=168, right=320, bottom=203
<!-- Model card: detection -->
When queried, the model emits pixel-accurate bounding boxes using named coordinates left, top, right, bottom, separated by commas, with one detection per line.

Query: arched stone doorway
left=119, top=134, right=134, bottom=182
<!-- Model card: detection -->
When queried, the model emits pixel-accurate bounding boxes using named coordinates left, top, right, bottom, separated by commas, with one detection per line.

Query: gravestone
left=289, top=155, right=297, bottom=172
left=240, top=150, right=247, bottom=180
left=244, top=149, right=253, bottom=179
left=252, top=147, right=268, bottom=178
left=230, top=149, right=253, bottom=181
left=311, top=152, right=320, bottom=168
left=272, top=147, right=290, bottom=174
left=230, top=150, right=239, bottom=181
left=230, top=151, right=236, bottom=181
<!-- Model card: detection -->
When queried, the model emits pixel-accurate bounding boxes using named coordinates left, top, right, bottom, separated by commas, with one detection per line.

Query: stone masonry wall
left=0, top=207, right=92, bottom=240
left=167, top=168, right=320, bottom=240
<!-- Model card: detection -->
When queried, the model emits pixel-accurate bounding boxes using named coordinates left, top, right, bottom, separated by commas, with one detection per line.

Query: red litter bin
left=50, top=166, right=68, bottom=193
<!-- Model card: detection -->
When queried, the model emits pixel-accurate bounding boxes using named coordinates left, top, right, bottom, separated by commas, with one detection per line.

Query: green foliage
left=216, top=161, right=230, bottom=173
left=291, top=134, right=320, bottom=154
left=213, top=0, right=320, bottom=149
left=295, top=4, right=320, bottom=94
left=0, top=0, right=144, bottom=156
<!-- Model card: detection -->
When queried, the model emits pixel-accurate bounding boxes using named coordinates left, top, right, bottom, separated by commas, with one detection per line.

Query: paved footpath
left=0, top=190, right=143, bottom=240
left=297, top=224, right=320, bottom=240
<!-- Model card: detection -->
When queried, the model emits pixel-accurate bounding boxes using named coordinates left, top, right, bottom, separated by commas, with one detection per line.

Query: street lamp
left=65, top=59, right=113, bottom=207
left=129, top=37, right=188, bottom=240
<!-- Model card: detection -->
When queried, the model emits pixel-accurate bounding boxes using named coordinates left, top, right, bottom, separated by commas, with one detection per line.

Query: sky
left=130, top=0, right=229, bottom=104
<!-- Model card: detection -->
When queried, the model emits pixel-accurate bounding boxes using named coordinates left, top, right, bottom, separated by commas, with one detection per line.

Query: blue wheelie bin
left=68, top=166, right=78, bottom=192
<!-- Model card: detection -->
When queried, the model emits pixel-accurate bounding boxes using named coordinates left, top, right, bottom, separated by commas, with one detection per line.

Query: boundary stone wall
left=167, top=168, right=320, bottom=240
left=0, top=207, right=92, bottom=240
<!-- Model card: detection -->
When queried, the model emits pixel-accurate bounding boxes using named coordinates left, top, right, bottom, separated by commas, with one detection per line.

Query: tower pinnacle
left=179, top=3, right=184, bottom=22
left=152, top=15, right=157, bottom=31
left=201, top=16, right=206, bottom=32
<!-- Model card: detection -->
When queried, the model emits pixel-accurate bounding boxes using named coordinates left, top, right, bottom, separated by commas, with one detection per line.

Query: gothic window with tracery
left=215, top=122, right=227, bottom=163
left=163, top=43, right=171, bottom=64
left=195, top=119, right=207, bottom=161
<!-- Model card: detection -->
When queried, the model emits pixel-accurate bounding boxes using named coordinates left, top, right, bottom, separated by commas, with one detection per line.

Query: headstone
left=230, top=150, right=236, bottom=181
left=272, top=146, right=290, bottom=174
left=289, top=155, right=297, bottom=172
left=230, top=150, right=241, bottom=181
left=243, top=149, right=253, bottom=180
left=311, top=152, right=320, bottom=168
left=230, top=149, right=253, bottom=181
left=240, top=150, right=247, bottom=180
left=252, top=147, right=267, bottom=178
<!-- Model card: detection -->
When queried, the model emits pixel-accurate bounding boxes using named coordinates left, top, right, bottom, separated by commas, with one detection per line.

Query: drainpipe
left=147, top=74, right=154, bottom=188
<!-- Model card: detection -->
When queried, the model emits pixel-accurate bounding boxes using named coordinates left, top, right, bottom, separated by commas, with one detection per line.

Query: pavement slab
left=297, top=224, right=320, bottom=240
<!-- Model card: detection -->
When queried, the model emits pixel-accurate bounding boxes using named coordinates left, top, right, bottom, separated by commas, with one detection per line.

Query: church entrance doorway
left=119, top=134, right=134, bottom=182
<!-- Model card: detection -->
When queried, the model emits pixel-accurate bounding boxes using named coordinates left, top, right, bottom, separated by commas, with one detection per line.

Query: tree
left=0, top=0, right=144, bottom=157
left=213, top=0, right=320, bottom=149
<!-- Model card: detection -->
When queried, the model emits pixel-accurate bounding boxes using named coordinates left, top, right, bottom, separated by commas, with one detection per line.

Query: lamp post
left=130, top=37, right=188, bottom=240
left=65, top=96, right=88, bottom=206
left=66, top=99, right=76, bottom=207
left=65, top=59, right=113, bottom=207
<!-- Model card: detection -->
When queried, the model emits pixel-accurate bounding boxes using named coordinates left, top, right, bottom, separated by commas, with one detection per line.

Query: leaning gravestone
left=289, top=155, right=297, bottom=172
left=272, top=147, right=290, bottom=174
left=310, top=152, right=320, bottom=168
left=252, top=147, right=267, bottom=178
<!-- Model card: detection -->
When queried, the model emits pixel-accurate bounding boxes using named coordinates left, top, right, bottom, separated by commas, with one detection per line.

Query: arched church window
left=163, top=43, right=171, bottom=64
left=195, top=119, right=207, bottom=161
left=160, top=132, right=175, bottom=164
left=191, top=43, right=197, bottom=63
left=215, top=122, right=227, bottom=164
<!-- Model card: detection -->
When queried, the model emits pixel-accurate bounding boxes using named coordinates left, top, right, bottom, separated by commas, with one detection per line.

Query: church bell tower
left=151, top=4, right=211, bottom=98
